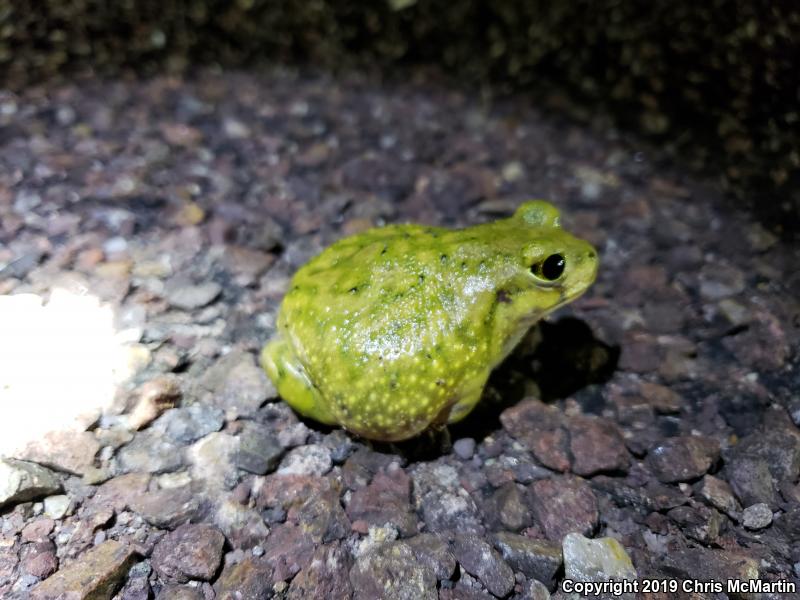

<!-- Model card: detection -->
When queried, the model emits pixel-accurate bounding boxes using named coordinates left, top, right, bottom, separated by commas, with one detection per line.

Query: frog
left=261, top=200, right=598, bottom=441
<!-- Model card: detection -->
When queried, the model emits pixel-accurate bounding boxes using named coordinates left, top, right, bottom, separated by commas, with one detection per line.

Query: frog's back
left=277, top=224, right=492, bottom=439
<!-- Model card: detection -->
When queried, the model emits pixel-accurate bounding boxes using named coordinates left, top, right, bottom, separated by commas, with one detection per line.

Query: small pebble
left=742, top=503, right=772, bottom=530
left=453, top=438, right=476, bottom=460
left=44, top=495, right=71, bottom=520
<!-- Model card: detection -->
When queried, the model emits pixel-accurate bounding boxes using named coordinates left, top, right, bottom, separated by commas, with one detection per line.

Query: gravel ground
left=0, top=68, right=799, bottom=599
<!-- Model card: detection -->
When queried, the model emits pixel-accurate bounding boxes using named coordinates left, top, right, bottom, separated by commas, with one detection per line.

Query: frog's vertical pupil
left=537, top=254, right=566, bottom=280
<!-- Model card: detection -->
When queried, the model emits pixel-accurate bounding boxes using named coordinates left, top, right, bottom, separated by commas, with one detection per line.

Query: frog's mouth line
left=535, top=286, right=589, bottom=320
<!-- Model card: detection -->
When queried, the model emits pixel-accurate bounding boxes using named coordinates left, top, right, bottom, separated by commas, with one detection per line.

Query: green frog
left=261, top=201, right=598, bottom=441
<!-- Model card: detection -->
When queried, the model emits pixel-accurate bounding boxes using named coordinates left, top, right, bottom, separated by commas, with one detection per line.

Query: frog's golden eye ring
left=532, top=253, right=566, bottom=281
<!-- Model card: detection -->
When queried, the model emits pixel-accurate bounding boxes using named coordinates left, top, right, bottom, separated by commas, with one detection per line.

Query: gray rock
left=198, top=350, right=275, bottom=418
left=439, top=581, right=494, bottom=600
left=523, top=579, right=552, bottom=600
left=451, top=534, right=515, bottom=598
left=699, top=263, right=745, bottom=300
left=129, top=485, right=201, bottom=529
left=349, top=541, right=437, bottom=600
left=488, top=481, right=531, bottom=532
left=278, top=444, right=333, bottom=477
left=213, top=498, right=271, bottom=550
left=655, top=547, right=759, bottom=593
left=666, top=505, right=724, bottom=544
left=725, top=455, right=777, bottom=507
left=411, top=462, right=483, bottom=534
left=151, top=523, right=226, bottom=583
left=287, top=542, right=354, bottom=600
left=94, top=427, right=135, bottom=450
left=119, top=561, right=152, bottom=600
left=562, top=533, right=637, bottom=600
left=695, top=474, right=740, bottom=517
left=0, top=459, right=61, bottom=509
left=117, top=430, right=184, bottom=474
left=165, top=281, right=222, bottom=310
left=731, top=427, right=800, bottom=483
left=405, top=533, right=456, bottom=580
left=155, top=585, right=204, bottom=600
left=453, top=438, right=476, bottom=460
left=493, top=532, right=562, bottom=589
left=30, top=540, right=137, bottom=600
left=186, top=431, right=239, bottom=491
left=322, top=429, right=356, bottom=463
left=155, top=404, right=225, bottom=444
left=342, top=447, right=398, bottom=490
left=742, top=503, right=772, bottom=530
left=235, top=421, right=284, bottom=475
left=277, top=422, right=312, bottom=449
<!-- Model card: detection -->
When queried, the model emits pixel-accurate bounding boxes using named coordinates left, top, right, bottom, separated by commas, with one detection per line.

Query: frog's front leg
left=260, top=335, right=338, bottom=425
left=443, top=371, right=490, bottom=425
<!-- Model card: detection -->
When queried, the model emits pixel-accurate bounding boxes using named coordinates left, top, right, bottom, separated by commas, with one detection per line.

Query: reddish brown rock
left=527, top=477, right=598, bottom=541
left=260, top=522, right=316, bottom=582
left=646, top=435, right=720, bottom=483
left=21, top=518, right=55, bottom=543
left=151, top=524, right=225, bottom=583
left=346, top=468, right=418, bottom=537
left=20, top=430, right=100, bottom=476
left=567, top=415, right=630, bottom=476
left=500, top=400, right=570, bottom=472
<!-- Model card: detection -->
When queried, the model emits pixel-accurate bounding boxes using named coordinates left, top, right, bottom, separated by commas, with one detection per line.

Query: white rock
left=43, top=494, right=71, bottom=519
left=562, top=533, right=637, bottom=600
left=0, top=458, right=61, bottom=509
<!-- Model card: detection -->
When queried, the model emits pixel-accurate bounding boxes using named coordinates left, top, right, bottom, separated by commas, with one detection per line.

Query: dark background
left=2, top=0, right=798, bottom=225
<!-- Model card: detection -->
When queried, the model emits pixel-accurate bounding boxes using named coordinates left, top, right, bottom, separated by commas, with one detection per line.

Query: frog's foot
left=260, top=335, right=338, bottom=425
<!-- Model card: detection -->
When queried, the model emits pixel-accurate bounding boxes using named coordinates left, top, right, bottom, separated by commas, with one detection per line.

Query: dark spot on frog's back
left=496, top=289, right=512, bottom=304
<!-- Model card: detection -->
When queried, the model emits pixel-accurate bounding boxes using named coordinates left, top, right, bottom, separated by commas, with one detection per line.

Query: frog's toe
left=260, top=336, right=337, bottom=425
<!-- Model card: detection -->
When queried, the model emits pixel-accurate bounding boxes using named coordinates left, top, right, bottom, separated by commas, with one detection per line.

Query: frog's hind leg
left=260, top=335, right=338, bottom=425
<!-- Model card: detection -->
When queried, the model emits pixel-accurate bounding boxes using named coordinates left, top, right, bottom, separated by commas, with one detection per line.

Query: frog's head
left=485, top=200, right=599, bottom=358
left=514, top=200, right=598, bottom=306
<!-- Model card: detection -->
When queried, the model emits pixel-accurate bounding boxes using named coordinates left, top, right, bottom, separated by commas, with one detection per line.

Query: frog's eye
left=532, top=254, right=566, bottom=281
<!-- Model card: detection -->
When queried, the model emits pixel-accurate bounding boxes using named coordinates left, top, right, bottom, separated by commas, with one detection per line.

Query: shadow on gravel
left=446, top=317, right=620, bottom=445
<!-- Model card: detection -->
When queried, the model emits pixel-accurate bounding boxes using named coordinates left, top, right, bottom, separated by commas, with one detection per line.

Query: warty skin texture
left=261, top=201, right=598, bottom=441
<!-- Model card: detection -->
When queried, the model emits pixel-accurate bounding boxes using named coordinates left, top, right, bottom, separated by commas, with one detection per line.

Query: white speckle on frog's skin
left=262, top=200, right=598, bottom=441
